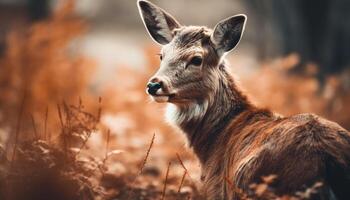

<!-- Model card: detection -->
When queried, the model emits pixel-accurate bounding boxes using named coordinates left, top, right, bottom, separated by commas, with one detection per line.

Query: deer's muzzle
left=146, top=77, right=174, bottom=103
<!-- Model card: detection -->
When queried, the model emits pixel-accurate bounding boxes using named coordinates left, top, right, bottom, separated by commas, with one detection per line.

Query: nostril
left=147, top=81, right=162, bottom=95
left=147, top=82, right=162, bottom=89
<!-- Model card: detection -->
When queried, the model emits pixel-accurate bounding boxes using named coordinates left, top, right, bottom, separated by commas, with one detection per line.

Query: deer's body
left=138, top=1, right=350, bottom=199
left=167, top=61, right=350, bottom=199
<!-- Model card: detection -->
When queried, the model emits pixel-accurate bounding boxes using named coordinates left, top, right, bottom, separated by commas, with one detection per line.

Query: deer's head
left=138, top=0, right=246, bottom=104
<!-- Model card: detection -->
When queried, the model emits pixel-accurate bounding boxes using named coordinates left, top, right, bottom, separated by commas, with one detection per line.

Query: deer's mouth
left=150, top=93, right=176, bottom=103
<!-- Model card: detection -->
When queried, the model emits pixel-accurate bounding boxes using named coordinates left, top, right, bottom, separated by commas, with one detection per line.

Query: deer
left=137, top=1, right=350, bottom=199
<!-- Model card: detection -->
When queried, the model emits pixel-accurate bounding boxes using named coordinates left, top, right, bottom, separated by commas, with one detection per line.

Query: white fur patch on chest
left=165, top=101, right=209, bottom=126
left=165, top=104, right=179, bottom=125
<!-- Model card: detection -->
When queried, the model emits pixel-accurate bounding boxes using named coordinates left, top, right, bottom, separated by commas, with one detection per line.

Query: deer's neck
left=166, top=63, right=253, bottom=163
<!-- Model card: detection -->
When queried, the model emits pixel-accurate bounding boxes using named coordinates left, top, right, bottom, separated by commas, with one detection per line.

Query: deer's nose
left=147, top=80, right=162, bottom=95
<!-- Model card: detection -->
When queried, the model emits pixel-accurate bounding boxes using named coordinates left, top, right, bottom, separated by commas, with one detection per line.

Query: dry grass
left=1, top=101, right=105, bottom=200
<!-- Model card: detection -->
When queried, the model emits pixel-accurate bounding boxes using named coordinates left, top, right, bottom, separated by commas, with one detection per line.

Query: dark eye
left=189, top=56, right=203, bottom=66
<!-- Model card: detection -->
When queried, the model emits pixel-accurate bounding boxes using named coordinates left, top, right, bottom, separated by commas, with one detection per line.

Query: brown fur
left=183, top=65, right=350, bottom=199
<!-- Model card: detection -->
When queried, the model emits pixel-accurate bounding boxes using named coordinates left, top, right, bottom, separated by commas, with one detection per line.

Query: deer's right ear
left=138, top=0, right=181, bottom=45
left=210, top=15, right=247, bottom=55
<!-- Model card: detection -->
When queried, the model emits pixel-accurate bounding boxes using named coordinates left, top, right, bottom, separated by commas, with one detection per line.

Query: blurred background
left=0, top=0, right=349, bottom=199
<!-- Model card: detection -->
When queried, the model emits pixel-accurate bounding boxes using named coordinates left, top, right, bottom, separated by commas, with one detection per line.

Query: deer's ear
left=210, top=15, right=247, bottom=54
left=138, top=0, right=181, bottom=45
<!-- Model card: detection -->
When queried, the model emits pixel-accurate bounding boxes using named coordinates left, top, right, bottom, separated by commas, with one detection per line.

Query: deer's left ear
left=210, top=14, right=247, bottom=54
left=138, top=0, right=181, bottom=45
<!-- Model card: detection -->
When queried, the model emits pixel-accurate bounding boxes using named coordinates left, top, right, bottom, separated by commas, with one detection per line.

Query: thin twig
left=76, top=111, right=100, bottom=157
left=57, top=103, right=67, bottom=156
left=75, top=132, right=92, bottom=158
left=176, top=153, right=193, bottom=181
left=138, top=133, right=155, bottom=174
left=62, top=101, right=71, bottom=148
left=176, top=153, right=187, bottom=172
left=97, top=96, right=102, bottom=122
left=176, top=153, right=195, bottom=200
left=177, top=170, right=187, bottom=193
left=161, top=161, right=172, bottom=200
left=127, top=133, right=155, bottom=198
left=30, top=113, right=38, bottom=140
left=57, top=103, right=64, bottom=130
left=10, top=94, right=25, bottom=166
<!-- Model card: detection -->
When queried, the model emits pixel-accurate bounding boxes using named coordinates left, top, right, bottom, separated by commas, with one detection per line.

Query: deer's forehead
left=162, top=42, right=204, bottom=59
left=161, top=26, right=213, bottom=62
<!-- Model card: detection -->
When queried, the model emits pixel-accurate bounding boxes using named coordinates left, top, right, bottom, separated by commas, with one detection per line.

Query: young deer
left=138, top=1, right=350, bottom=199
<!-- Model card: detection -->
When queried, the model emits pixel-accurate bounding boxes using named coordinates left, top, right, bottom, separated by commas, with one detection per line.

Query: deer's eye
left=189, top=56, right=203, bottom=66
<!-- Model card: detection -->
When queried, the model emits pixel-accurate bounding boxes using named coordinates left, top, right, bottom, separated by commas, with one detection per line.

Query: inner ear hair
left=210, top=14, right=247, bottom=54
